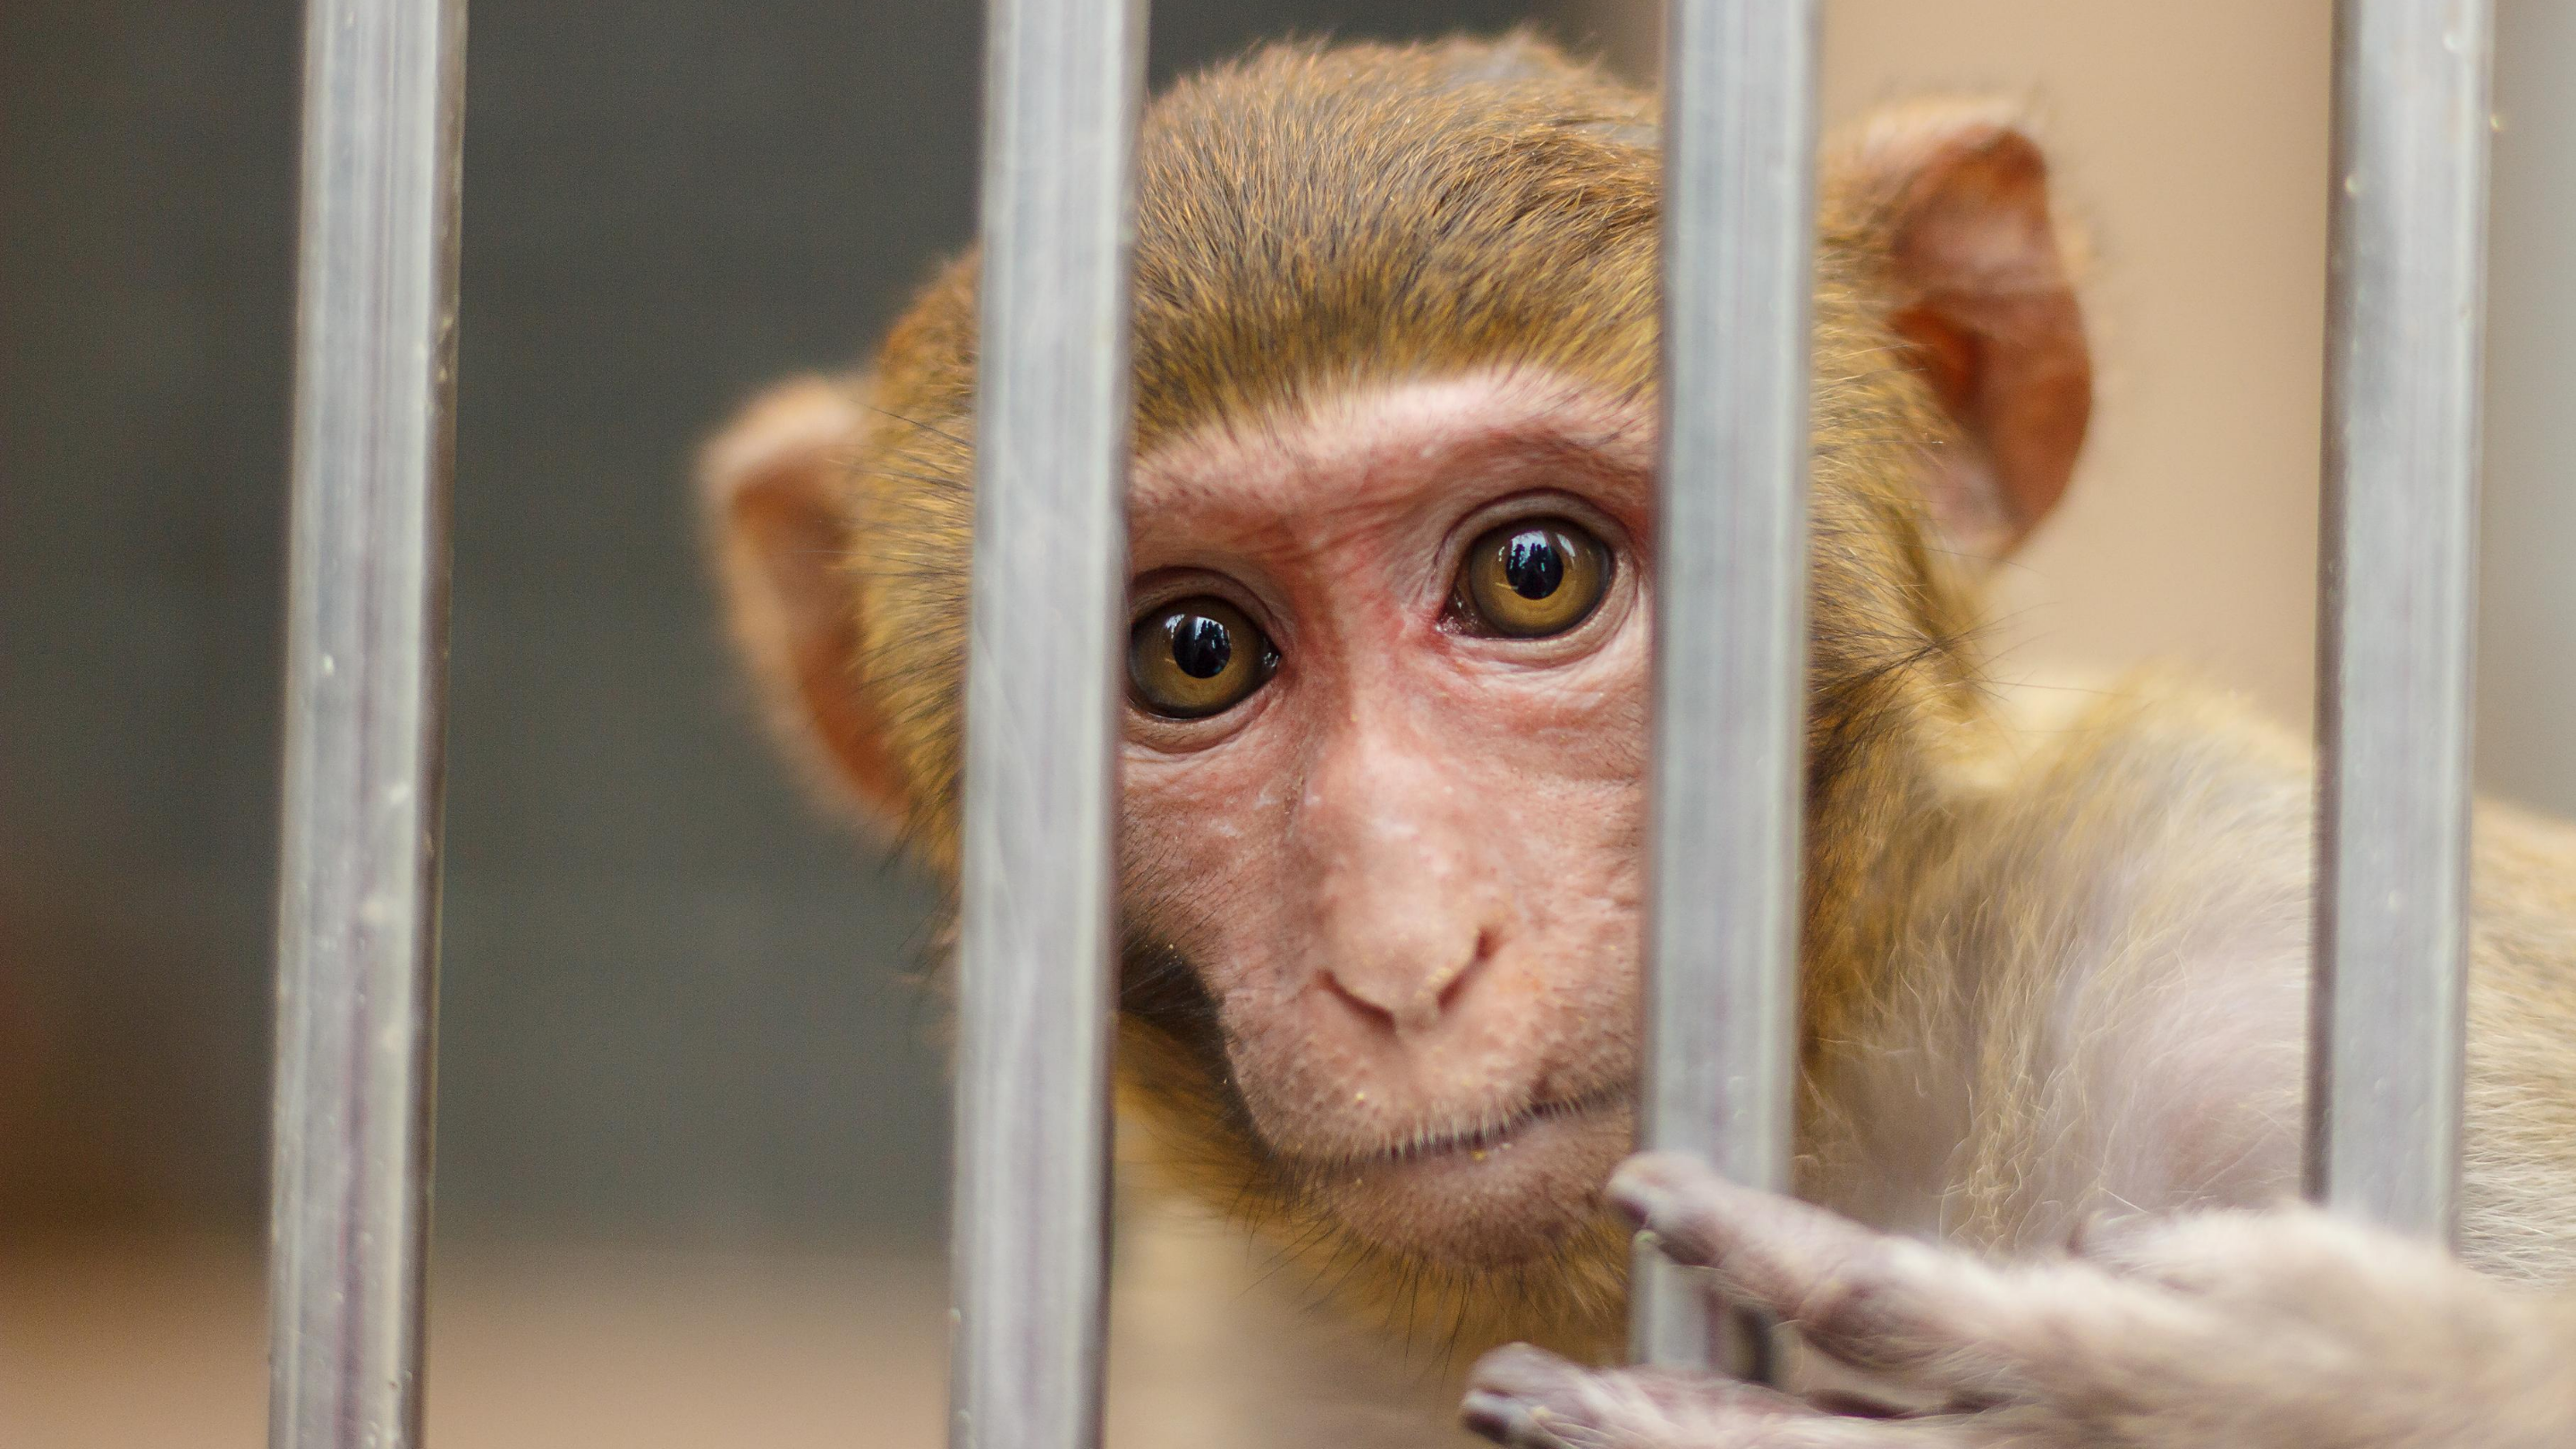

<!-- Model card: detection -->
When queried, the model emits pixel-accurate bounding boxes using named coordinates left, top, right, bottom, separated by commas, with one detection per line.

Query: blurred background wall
left=1601, top=1, right=2342, bottom=732
left=4, top=2, right=2573, bottom=1445
left=0, top=0, right=1602, bottom=1250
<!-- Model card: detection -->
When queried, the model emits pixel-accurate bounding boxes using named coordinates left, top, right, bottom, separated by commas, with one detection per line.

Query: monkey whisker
left=856, top=400, right=970, bottom=450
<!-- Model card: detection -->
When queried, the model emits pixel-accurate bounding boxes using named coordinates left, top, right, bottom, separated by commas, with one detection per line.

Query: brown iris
left=1454, top=518, right=1611, bottom=638
left=1128, top=596, right=1279, bottom=719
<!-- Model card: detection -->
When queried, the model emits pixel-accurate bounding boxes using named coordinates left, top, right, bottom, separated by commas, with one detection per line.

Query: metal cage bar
left=2308, top=0, right=2494, bottom=1240
left=266, top=0, right=466, bottom=1445
left=1637, top=0, right=1821, bottom=1374
left=947, top=0, right=1144, bottom=1445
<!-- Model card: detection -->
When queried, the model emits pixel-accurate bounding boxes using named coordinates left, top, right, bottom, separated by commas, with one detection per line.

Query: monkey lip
left=1290, top=1083, right=1636, bottom=1269
left=1320, top=1083, right=1631, bottom=1171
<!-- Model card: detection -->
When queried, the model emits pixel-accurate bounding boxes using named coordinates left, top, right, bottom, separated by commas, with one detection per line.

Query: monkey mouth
left=1283, top=1082, right=1637, bottom=1270
left=1309, top=1083, right=1631, bottom=1172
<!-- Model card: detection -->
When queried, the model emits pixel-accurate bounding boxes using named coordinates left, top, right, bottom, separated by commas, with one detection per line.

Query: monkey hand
left=1459, top=1152, right=2576, bottom=1449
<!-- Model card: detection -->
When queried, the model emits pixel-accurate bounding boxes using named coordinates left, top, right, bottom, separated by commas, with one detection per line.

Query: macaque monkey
left=702, top=33, right=2576, bottom=1447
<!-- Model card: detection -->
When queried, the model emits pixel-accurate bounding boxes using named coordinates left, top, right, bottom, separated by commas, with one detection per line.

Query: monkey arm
left=1458, top=1152, right=2576, bottom=1449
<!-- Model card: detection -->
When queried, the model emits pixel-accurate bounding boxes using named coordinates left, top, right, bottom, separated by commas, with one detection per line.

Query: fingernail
left=1460, top=1390, right=1567, bottom=1448
left=1459, top=1389, right=1519, bottom=1443
left=1607, top=1173, right=1679, bottom=1232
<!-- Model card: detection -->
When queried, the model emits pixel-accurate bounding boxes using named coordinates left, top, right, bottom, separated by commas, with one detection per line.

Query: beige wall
left=2477, top=1, right=2576, bottom=817
left=1828, top=2, right=2338, bottom=730
left=1595, top=0, right=2336, bottom=727
left=1591, top=0, right=2576, bottom=814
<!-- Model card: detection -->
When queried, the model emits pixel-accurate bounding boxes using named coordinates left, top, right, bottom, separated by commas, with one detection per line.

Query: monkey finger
left=1606, top=1155, right=1885, bottom=1306
left=1605, top=1153, right=2201, bottom=1396
left=2066, top=1199, right=2559, bottom=1379
left=2071, top=1200, right=2410, bottom=1302
left=1607, top=1155, right=2005, bottom=1374
left=1462, top=1344, right=1975, bottom=1449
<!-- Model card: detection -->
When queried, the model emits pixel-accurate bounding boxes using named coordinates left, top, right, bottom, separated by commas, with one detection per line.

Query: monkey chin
left=1301, top=1090, right=1637, bottom=1272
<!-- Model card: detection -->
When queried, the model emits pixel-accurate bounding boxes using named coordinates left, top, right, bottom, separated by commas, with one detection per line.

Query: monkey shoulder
left=1928, top=673, right=2576, bottom=1272
left=1851, top=673, right=2321, bottom=1241
left=1948, top=669, right=2318, bottom=977
left=2460, top=804, right=2576, bottom=1282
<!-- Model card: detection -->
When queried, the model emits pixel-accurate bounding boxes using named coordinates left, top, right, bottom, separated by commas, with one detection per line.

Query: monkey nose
left=1318, top=928, right=1496, bottom=1036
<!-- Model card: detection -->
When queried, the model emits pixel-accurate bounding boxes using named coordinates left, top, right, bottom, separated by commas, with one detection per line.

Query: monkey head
left=702, top=36, right=2089, bottom=1356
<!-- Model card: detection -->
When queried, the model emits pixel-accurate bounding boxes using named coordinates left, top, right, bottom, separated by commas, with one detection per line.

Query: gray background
left=0, top=0, right=1591, bottom=1247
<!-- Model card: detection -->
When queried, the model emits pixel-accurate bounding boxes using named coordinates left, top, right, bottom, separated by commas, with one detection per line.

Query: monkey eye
left=1127, top=596, right=1281, bottom=719
left=1452, top=517, right=1613, bottom=639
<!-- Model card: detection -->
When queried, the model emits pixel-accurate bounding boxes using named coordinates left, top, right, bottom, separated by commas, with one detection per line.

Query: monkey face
left=704, top=36, right=2093, bottom=1355
left=1118, top=369, right=1653, bottom=1270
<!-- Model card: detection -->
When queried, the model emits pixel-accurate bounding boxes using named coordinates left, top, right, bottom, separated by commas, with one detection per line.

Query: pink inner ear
left=1889, top=303, right=1982, bottom=420
left=738, top=470, right=915, bottom=826
left=703, top=377, right=916, bottom=827
left=1870, top=121, right=2094, bottom=558
left=1887, top=303, right=2019, bottom=554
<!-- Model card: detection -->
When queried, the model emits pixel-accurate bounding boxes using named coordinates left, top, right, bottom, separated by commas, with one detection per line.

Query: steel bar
left=266, top=0, right=465, bottom=1445
left=2307, top=0, right=2493, bottom=1241
left=948, top=0, right=1144, bottom=1445
left=1638, top=0, right=1821, bottom=1375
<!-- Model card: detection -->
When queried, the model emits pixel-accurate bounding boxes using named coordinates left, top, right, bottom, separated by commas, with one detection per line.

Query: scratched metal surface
left=2308, top=0, right=2492, bottom=1242
left=947, top=0, right=1142, bottom=1445
left=1638, top=0, right=1820, bottom=1377
left=266, top=0, right=465, bottom=1445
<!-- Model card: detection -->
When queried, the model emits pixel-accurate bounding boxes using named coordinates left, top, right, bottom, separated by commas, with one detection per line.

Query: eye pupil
left=1502, top=531, right=1563, bottom=599
left=1167, top=614, right=1233, bottom=679
left=1455, top=516, right=1612, bottom=640
left=1128, top=595, right=1276, bottom=721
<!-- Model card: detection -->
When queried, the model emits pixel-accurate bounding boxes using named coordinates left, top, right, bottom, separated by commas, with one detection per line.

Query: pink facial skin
left=1118, top=368, right=1655, bottom=1269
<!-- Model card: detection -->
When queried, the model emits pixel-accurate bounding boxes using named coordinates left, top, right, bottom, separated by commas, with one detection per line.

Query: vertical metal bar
left=2308, top=0, right=2492, bottom=1241
left=1639, top=0, right=1820, bottom=1375
left=948, top=0, right=1142, bottom=1445
left=267, top=0, right=465, bottom=1445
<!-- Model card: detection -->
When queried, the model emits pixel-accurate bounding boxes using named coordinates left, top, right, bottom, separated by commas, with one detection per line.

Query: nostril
left=1320, top=932, right=1497, bottom=1035
left=1320, top=969, right=1401, bottom=1030
left=1436, top=928, right=1498, bottom=1014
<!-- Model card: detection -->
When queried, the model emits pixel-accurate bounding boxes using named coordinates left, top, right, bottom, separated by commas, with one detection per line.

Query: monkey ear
left=701, top=375, right=911, bottom=826
left=1828, top=102, right=2093, bottom=558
